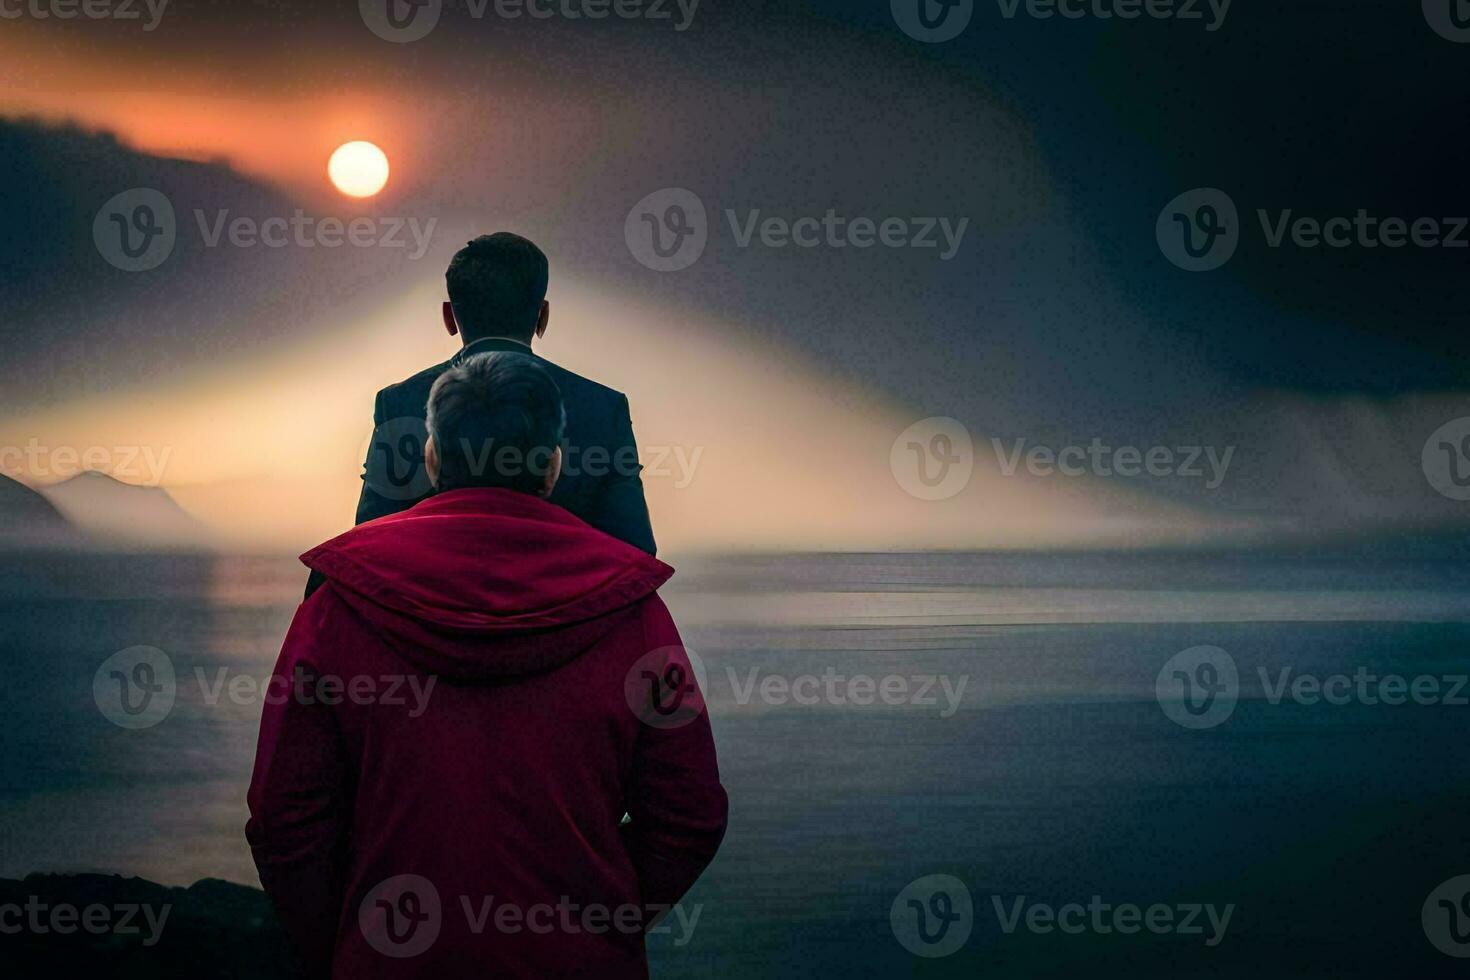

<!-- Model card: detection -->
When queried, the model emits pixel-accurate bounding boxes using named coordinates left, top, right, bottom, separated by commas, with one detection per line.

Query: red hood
left=300, top=488, right=672, bottom=681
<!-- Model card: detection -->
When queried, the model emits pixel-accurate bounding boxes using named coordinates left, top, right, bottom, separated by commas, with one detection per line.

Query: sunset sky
left=0, top=2, right=1466, bottom=553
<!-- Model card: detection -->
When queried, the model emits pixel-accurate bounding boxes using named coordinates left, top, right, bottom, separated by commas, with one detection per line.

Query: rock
left=0, top=872, right=299, bottom=978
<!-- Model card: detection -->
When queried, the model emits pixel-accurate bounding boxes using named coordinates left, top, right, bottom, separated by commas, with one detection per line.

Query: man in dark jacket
left=307, top=233, right=655, bottom=598
left=249, top=352, right=727, bottom=978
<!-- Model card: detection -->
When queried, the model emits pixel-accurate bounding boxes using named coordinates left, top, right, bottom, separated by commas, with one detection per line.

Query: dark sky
left=2, top=0, right=1467, bottom=534
left=7, top=0, right=1465, bottom=386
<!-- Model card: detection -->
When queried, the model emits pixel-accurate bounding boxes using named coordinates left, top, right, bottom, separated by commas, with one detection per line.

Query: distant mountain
left=38, top=472, right=213, bottom=550
left=0, top=472, right=66, bottom=523
left=0, top=473, right=80, bottom=548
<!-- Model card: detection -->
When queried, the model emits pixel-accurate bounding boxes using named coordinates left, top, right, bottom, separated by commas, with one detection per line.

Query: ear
left=534, top=300, right=550, bottom=340
left=541, top=445, right=562, bottom=496
left=442, top=301, right=459, bottom=338
left=424, top=434, right=441, bottom=489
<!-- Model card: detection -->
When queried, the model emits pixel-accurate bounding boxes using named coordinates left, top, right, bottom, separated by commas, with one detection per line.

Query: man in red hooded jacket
left=246, top=351, right=728, bottom=979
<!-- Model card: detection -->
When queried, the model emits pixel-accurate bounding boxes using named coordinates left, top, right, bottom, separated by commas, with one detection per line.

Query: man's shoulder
left=375, top=360, right=454, bottom=418
left=535, top=357, right=627, bottom=409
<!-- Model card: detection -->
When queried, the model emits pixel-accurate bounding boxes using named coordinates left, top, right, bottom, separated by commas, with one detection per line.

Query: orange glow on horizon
left=0, top=31, right=419, bottom=202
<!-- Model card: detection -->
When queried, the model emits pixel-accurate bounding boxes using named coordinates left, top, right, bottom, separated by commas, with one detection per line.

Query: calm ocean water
left=1, top=549, right=1467, bottom=977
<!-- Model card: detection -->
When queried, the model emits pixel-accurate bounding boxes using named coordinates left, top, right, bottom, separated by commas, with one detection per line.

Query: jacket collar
left=451, top=336, right=534, bottom=366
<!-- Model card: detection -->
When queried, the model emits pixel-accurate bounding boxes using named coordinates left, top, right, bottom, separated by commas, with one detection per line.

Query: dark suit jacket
left=305, top=337, right=655, bottom=598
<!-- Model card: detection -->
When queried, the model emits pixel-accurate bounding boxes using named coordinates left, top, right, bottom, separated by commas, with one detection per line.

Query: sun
left=328, top=141, right=390, bottom=198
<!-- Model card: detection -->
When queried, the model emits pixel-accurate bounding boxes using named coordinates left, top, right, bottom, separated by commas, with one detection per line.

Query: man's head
left=425, top=352, right=565, bottom=496
left=443, top=233, right=550, bottom=344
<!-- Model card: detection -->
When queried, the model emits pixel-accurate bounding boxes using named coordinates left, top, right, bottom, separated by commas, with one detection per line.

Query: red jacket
left=246, top=488, right=728, bottom=979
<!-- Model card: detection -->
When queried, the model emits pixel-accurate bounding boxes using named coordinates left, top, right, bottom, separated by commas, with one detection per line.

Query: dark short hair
left=445, top=233, right=549, bottom=341
left=426, top=352, right=565, bottom=494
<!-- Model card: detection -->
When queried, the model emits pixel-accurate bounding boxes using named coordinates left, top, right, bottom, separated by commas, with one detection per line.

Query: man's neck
left=462, top=335, right=532, bottom=351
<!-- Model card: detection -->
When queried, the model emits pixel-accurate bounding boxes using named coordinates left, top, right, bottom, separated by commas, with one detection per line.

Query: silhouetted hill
left=0, top=473, right=65, bottom=524
left=0, top=873, right=296, bottom=978
left=38, top=472, right=212, bottom=550
left=0, top=473, right=79, bottom=548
